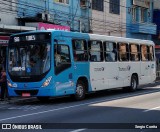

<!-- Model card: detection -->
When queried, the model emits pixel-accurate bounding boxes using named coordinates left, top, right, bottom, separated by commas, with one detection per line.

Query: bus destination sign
left=11, top=33, right=51, bottom=43
left=14, top=35, right=36, bottom=42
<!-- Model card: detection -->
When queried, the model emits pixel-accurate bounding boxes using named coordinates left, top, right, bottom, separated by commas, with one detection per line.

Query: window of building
left=130, top=44, right=140, bottom=61
left=140, top=8, right=145, bottom=22
left=54, top=0, right=69, bottom=4
left=140, top=8, right=148, bottom=23
left=80, top=0, right=87, bottom=7
left=141, top=45, right=149, bottom=61
left=104, top=41, right=117, bottom=62
left=118, top=43, right=129, bottom=61
left=88, top=40, right=103, bottom=62
left=72, top=39, right=88, bottom=62
left=92, top=0, right=104, bottom=11
left=149, top=46, right=154, bottom=61
left=109, top=0, right=120, bottom=15
left=132, top=6, right=137, bottom=22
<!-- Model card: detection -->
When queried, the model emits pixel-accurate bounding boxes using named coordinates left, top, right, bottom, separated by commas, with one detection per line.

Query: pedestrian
left=0, top=66, right=10, bottom=101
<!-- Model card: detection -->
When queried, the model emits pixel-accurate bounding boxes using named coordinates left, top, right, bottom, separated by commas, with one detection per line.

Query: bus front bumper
left=8, top=87, right=55, bottom=97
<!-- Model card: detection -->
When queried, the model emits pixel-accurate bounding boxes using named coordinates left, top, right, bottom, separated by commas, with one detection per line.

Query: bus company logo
left=12, top=67, right=25, bottom=71
left=119, top=65, right=131, bottom=71
left=151, top=64, right=154, bottom=69
left=94, top=67, right=105, bottom=72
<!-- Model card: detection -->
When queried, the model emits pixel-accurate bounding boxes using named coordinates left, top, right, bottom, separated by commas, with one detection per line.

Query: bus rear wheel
left=37, top=97, right=50, bottom=102
left=123, top=75, right=138, bottom=92
left=129, top=75, right=138, bottom=91
left=74, top=80, right=86, bottom=100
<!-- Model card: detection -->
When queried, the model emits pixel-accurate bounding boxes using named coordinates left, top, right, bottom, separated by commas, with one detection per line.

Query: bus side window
left=141, top=45, right=149, bottom=61
left=54, top=44, right=71, bottom=75
left=130, top=44, right=139, bottom=61
left=104, top=41, right=117, bottom=62
left=118, top=43, right=129, bottom=61
left=149, top=46, right=154, bottom=61
left=72, top=39, right=88, bottom=61
left=88, top=40, right=103, bottom=62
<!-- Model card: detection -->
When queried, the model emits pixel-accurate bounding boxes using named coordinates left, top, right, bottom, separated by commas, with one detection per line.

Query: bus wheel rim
left=132, top=78, right=136, bottom=89
left=76, top=85, right=83, bottom=97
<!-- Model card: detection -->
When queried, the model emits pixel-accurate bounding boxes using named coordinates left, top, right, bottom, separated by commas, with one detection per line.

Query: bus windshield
left=8, top=43, right=51, bottom=77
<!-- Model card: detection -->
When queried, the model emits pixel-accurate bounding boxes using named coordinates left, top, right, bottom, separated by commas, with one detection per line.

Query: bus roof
left=10, top=30, right=154, bottom=45
left=88, top=34, right=154, bottom=45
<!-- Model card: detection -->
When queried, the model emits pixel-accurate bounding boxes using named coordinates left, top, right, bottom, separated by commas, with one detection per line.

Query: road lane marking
left=0, top=89, right=160, bottom=122
left=70, top=129, right=86, bottom=132
left=143, top=106, right=160, bottom=112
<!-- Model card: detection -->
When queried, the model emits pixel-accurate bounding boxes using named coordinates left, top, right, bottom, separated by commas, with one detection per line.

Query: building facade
left=90, top=0, right=156, bottom=40
left=0, top=0, right=90, bottom=69
left=18, top=0, right=90, bottom=32
left=153, top=0, right=160, bottom=76
left=90, top=0, right=127, bottom=37
left=153, top=0, right=160, bottom=46
left=0, top=0, right=36, bottom=69
left=126, top=0, right=156, bottom=40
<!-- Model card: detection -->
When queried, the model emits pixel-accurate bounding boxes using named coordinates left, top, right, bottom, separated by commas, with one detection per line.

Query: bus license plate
left=22, top=93, right=30, bottom=97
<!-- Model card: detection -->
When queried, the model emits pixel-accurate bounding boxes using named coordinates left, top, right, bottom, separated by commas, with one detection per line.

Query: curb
left=0, top=97, right=36, bottom=104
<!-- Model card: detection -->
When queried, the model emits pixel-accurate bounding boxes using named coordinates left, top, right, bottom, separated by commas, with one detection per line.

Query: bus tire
left=37, top=97, right=50, bottom=102
left=129, top=75, right=138, bottom=91
left=74, top=80, right=86, bottom=100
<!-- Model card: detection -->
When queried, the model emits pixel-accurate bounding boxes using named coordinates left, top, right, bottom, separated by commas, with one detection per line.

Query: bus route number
left=26, top=35, right=36, bottom=41
left=14, top=37, right=20, bottom=42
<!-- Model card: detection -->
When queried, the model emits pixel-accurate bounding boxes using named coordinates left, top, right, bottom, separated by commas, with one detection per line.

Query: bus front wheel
left=74, top=80, right=86, bottom=100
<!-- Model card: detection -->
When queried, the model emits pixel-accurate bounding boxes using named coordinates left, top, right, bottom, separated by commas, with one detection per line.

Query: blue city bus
left=7, top=30, right=156, bottom=101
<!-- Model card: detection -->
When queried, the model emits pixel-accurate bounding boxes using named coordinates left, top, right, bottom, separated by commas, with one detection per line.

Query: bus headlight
left=7, top=80, right=13, bottom=87
left=7, top=80, right=17, bottom=88
left=42, top=76, right=52, bottom=87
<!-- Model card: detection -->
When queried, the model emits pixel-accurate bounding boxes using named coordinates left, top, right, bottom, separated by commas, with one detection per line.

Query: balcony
left=129, top=22, right=157, bottom=35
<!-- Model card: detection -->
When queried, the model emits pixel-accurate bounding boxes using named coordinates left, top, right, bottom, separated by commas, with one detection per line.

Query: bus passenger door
left=54, top=38, right=74, bottom=96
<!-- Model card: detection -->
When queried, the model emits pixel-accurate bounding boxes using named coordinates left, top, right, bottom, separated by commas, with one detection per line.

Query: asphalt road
left=0, top=82, right=160, bottom=132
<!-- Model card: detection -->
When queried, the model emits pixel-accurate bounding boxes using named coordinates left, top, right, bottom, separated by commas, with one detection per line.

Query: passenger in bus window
left=54, top=49, right=61, bottom=66
left=130, top=54, right=135, bottom=61
left=10, top=54, right=15, bottom=67
left=106, top=53, right=114, bottom=61
left=90, top=55, right=97, bottom=61
left=29, top=46, right=42, bottom=74
left=83, top=51, right=88, bottom=61
left=112, top=47, right=117, bottom=61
